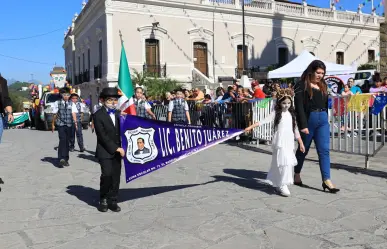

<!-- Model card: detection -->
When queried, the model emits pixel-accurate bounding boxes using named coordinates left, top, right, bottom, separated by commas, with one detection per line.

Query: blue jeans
left=69, top=122, right=84, bottom=149
left=295, top=111, right=331, bottom=181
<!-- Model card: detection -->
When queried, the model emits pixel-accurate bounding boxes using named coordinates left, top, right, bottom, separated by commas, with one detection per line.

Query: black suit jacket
left=94, top=107, right=121, bottom=159
left=0, top=76, right=12, bottom=114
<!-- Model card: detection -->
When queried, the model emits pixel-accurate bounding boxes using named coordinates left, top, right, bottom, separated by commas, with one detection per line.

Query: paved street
left=1, top=129, right=387, bottom=249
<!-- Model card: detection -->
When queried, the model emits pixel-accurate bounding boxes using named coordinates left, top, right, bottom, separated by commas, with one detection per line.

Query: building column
left=105, top=12, right=116, bottom=86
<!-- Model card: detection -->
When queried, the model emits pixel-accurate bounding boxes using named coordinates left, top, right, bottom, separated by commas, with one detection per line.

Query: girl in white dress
left=245, top=89, right=305, bottom=197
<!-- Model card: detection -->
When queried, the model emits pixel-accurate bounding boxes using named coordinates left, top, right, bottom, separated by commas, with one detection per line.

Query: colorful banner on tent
left=120, top=115, right=244, bottom=183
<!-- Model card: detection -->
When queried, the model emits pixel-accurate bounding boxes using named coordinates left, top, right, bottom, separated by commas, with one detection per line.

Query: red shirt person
left=251, top=81, right=266, bottom=99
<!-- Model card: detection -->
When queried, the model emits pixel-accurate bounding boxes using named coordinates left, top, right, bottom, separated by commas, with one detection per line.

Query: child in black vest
left=167, top=88, right=191, bottom=124
left=52, top=87, right=78, bottom=167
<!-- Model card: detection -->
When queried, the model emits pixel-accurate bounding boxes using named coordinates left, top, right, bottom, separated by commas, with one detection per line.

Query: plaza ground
left=1, top=129, right=387, bottom=249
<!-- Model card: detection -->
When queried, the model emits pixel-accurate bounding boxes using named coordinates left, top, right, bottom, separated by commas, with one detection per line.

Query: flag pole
left=119, top=30, right=123, bottom=44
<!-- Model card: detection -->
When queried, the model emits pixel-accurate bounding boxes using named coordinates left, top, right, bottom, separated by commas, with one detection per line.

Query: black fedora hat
left=100, top=87, right=120, bottom=98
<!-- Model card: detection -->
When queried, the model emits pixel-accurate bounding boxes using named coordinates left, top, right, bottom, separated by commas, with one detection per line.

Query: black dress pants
left=99, top=155, right=122, bottom=201
left=58, top=126, right=71, bottom=161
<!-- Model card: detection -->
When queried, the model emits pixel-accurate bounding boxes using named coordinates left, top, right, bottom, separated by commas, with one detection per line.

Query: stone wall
left=380, top=22, right=387, bottom=78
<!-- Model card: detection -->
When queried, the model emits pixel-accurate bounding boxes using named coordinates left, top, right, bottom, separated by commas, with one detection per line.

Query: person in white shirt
left=133, top=87, right=156, bottom=119
left=51, top=87, right=78, bottom=167
left=168, top=88, right=191, bottom=124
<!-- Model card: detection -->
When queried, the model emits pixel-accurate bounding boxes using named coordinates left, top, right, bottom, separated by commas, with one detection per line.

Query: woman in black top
left=293, top=60, right=339, bottom=193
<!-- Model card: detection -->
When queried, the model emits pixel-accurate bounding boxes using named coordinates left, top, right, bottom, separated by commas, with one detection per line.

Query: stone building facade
left=63, top=0, right=383, bottom=102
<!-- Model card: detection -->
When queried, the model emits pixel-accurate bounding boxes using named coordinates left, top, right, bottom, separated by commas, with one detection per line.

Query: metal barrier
left=151, top=101, right=252, bottom=129
left=251, top=95, right=386, bottom=168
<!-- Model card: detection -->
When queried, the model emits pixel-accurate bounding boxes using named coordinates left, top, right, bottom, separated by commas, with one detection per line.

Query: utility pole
left=242, top=0, right=247, bottom=75
left=212, top=0, right=216, bottom=85
left=239, top=0, right=250, bottom=88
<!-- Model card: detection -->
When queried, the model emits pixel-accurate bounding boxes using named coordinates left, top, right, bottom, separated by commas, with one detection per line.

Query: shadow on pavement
left=331, top=163, right=387, bottom=179
left=78, top=154, right=98, bottom=163
left=85, top=150, right=95, bottom=156
left=211, top=174, right=274, bottom=195
left=66, top=182, right=214, bottom=207
left=223, top=168, right=267, bottom=180
left=232, top=143, right=387, bottom=180
left=41, top=157, right=60, bottom=168
left=225, top=143, right=273, bottom=156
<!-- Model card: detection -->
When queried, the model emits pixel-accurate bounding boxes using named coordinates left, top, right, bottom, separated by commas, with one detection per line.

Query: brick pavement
left=1, top=129, right=387, bottom=249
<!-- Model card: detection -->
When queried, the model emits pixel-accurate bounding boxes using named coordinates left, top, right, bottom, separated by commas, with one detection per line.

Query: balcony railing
left=235, top=66, right=262, bottom=79
left=143, top=63, right=167, bottom=78
left=94, top=64, right=102, bottom=80
left=203, top=0, right=382, bottom=25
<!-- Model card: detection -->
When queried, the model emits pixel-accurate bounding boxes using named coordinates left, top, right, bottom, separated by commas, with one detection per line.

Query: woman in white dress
left=245, top=89, right=305, bottom=197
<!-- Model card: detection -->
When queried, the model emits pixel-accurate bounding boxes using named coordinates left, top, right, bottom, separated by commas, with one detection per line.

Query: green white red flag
left=117, top=42, right=136, bottom=115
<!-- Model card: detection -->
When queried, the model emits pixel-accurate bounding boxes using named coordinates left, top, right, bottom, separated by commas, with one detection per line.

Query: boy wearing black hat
left=69, top=93, right=85, bottom=152
left=94, top=87, right=125, bottom=212
left=52, top=87, right=78, bottom=167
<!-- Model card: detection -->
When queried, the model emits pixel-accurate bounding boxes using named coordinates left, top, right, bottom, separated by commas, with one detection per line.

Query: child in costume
left=245, top=89, right=305, bottom=197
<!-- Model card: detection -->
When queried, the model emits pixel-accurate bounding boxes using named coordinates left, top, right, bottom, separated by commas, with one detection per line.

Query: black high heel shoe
left=294, top=175, right=303, bottom=187
left=322, top=181, right=340, bottom=193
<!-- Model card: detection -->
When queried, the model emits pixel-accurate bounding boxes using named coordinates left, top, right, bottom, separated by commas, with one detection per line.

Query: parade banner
left=120, top=115, right=244, bottom=183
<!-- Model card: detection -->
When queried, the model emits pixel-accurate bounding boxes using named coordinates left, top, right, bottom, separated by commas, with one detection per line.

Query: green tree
left=357, top=63, right=377, bottom=70
left=131, top=69, right=181, bottom=99
left=9, top=92, right=28, bottom=112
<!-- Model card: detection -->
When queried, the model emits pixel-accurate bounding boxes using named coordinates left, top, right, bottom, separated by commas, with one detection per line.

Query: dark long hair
left=273, top=96, right=297, bottom=132
left=300, top=60, right=327, bottom=98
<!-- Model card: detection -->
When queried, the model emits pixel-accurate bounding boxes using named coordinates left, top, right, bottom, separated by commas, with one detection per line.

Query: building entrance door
left=193, top=42, right=208, bottom=77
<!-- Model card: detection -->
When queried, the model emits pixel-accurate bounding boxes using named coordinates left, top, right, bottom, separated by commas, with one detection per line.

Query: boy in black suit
left=94, top=87, right=125, bottom=212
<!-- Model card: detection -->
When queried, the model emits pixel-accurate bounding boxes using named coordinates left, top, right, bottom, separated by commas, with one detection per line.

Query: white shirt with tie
left=105, top=107, right=116, bottom=126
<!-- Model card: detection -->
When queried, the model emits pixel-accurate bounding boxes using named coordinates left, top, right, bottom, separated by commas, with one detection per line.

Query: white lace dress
left=259, top=111, right=300, bottom=187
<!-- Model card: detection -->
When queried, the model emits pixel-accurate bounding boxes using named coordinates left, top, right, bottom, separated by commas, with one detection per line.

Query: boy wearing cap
left=52, top=87, right=78, bottom=167
left=94, top=87, right=125, bottom=212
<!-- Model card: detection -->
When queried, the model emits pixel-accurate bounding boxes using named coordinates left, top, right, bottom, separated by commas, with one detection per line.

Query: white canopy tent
left=267, top=50, right=356, bottom=79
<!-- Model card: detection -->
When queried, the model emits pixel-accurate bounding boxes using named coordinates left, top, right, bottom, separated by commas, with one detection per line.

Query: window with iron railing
left=143, top=63, right=167, bottom=77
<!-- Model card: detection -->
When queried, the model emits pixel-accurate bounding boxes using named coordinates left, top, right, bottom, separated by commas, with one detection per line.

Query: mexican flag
left=117, top=42, right=136, bottom=115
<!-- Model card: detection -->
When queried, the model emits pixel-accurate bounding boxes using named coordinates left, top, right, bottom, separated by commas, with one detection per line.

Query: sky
left=0, top=0, right=382, bottom=83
